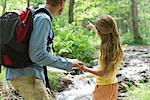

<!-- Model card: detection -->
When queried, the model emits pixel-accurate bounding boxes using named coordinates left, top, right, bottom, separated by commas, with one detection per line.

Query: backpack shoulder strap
left=34, top=8, right=52, bottom=21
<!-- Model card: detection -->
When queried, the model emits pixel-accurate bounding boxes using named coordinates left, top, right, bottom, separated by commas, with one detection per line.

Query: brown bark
left=27, top=0, right=30, bottom=7
left=131, top=0, right=141, bottom=40
left=69, top=0, right=74, bottom=23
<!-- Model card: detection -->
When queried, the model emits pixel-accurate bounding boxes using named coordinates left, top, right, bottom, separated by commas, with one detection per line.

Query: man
left=6, top=0, right=82, bottom=100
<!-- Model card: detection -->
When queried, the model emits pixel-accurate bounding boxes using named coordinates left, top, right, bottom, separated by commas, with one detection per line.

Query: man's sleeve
left=29, top=15, right=73, bottom=71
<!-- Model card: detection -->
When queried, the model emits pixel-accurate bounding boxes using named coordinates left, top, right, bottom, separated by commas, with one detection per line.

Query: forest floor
left=117, top=45, right=150, bottom=99
left=0, top=45, right=150, bottom=100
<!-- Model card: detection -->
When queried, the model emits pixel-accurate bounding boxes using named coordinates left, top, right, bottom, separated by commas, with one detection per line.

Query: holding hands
left=68, top=59, right=84, bottom=68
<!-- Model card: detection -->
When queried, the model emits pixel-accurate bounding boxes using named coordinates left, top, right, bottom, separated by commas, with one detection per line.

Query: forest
left=0, top=0, right=150, bottom=99
left=0, top=0, right=150, bottom=64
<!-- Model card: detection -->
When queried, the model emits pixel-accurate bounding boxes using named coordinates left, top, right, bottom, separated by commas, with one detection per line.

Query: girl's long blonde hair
left=95, top=15, right=123, bottom=73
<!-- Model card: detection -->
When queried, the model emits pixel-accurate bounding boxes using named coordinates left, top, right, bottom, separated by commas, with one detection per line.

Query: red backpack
left=0, top=7, right=52, bottom=69
left=0, top=5, right=54, bottom=89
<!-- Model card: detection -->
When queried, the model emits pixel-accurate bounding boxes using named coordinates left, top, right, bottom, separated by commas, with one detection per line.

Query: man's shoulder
left=34, top=12, right=51, bottom=22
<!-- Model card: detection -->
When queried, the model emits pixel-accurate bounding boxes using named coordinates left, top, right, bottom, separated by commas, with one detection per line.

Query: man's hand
left=67, top=59, right=84, bottom=67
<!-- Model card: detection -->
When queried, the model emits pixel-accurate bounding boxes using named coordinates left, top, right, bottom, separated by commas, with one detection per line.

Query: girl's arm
left=76, top=64, right=104, bottom=76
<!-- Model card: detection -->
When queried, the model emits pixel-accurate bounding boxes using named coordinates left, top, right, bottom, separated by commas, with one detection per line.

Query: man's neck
left=44, top=5, right=54, bottom=18
left=45, top=4, right=58, bottom=16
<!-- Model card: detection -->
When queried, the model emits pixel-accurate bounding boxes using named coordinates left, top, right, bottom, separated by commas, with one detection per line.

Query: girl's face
left=95, top=26, right=103, bottom=38
left=96, top=30, right=101, bottom=37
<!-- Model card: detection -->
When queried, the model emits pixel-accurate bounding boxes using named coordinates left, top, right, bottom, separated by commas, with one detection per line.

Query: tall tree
left=2, top=0, right=7, bottom=14
left=27, top=0, right=30, bottom=7
left=69, top=0, right=74, bottom=23
left=131, top=0, right=141, bottom=40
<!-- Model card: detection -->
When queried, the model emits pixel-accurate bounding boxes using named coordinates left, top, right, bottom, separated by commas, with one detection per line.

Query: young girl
left=76, top=15, right=123, bottom=100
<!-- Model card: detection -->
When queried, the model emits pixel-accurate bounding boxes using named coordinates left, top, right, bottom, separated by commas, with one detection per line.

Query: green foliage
left=0, top=96, right=2, bottom=100
left=121, top=32, right=134, bottom=45
left=0, top=67, right=5, bottom=79
left=51, top=1, right=98, bottom=64
left=30, top=0, right=43, bottom=8
left=48, top=71, right=64, bottom=90
left=74, top=0, right=104, bottom=21
left=121, top=32, right=150, bottom=45
left=53, top=17, right=97, bottom=64
left=126, top=82, right=150, bottom=100
left=0, top=0, right=150, bottom=64
left=0, top=0, right=42, bottom=15
left=6, top=0, right=26, bottom=10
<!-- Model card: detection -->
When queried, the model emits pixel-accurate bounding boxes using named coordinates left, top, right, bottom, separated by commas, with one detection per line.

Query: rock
left=117, top=73, right=122, bottom=77
left=118, top=93, right=127, bottom=100
left=56, top=78, right=73, bottom=92
left=69, top=68, right=83, bottom=75
left=120, top=82, right=129, bottom=88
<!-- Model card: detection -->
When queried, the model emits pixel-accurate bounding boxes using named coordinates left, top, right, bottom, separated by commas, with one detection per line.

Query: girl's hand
left=75, top=65, right=105, bottom=76
left=76, top=64, right=86, bottom=71
left=86, top=21, right=97, bottom=32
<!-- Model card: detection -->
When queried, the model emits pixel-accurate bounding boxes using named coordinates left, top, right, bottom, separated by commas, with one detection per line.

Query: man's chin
left=58, top=9, right=63, bottom=16
left=55, top=13, right=62, bottom=16
left=59, top=13, right=62, bottom=15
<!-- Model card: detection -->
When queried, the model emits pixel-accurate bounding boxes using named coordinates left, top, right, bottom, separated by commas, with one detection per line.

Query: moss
left=48, top=71, right=64, bottom=90
left=126, top=82, right=150, bottom=100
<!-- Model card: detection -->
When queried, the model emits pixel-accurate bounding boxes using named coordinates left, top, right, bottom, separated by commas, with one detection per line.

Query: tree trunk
left=2, top=0, right=7, bottom=14
left=131, top=0, right=141, bottom=40
left=69, top=0, right=74, bottom=23
left=27, top=0, right=30, bottom=7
